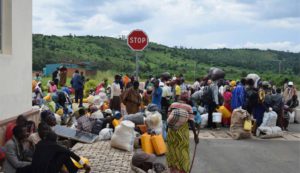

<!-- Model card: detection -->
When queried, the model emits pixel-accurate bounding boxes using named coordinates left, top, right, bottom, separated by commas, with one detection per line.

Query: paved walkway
left=195, top=128, right=300, bottom=141
left=72, top=141, right=133, bottom=173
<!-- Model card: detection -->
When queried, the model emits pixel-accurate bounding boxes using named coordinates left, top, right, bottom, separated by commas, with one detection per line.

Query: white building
left=0, top=0, right=32, bottom=121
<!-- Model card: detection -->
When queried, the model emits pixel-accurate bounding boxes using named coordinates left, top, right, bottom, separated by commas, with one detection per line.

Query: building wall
left=0, top=0, right=32, bottom=120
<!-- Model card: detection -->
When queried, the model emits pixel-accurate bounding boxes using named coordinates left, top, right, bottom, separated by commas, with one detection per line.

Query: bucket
left=212, top=112, right=222, bottom=123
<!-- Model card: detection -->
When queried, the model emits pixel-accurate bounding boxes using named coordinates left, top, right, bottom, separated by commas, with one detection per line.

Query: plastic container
left=217, top=106, right=231, bottom=119
left=71, top=157, right=89, bottom=169
left=112, top=119, right=120, bottom=127
left=141, top=133, right=154, bottom=154
left=212, top=112, right=222, bottom=123
left=151, top=134, right=166, bottom=155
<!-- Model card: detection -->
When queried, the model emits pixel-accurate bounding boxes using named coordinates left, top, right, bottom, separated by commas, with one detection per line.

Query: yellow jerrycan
left=141, top=133, right=154, bottom=154
left=112, top=119, right=120, bottom=127
left=151, top=134, right=167, bottom=155
left=217, top=106, right=231, bottom=119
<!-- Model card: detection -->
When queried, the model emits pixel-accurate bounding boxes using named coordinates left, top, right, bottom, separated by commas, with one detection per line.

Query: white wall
left=0, top=0, right=32, bottom=120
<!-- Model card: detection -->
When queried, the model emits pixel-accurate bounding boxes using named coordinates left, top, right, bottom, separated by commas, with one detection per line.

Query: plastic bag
left=111, top=121, right=135, bottom=151
left=99, top=128, right=113, bottom=140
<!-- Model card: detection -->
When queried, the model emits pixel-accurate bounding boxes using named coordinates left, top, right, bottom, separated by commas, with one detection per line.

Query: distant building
left=43, top=62, right=97, bottom=77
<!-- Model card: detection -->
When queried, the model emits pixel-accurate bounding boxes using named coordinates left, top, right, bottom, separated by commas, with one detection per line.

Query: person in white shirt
left=110, top=75, right=122, bottom=112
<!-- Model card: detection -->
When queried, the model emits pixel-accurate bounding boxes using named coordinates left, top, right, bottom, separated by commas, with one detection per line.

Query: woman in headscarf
left=122, top=81, right=141, bottom=114
left=34, top=82, right=44, bottom=106
left=166, top=95, right=199, bottom=173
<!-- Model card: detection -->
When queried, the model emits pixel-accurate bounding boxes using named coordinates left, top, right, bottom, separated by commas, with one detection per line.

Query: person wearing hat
left=283, top=81, right=297, bottom=104
left=122, top=81, right=142, bottom=114
left=166, top=96, right=199, bottom=173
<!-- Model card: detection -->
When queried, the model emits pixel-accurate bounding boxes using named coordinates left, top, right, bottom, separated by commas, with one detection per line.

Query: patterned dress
left=166, top=102, right=194, bottom=173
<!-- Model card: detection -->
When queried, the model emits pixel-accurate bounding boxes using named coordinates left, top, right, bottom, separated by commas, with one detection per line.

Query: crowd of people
left=1, top=67, right=298, bottom=173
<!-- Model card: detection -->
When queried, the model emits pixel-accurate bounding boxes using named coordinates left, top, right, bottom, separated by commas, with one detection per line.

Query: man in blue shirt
left=71, top=70, right=84, bottom=107
left=152, top=79, right=163, bottom=110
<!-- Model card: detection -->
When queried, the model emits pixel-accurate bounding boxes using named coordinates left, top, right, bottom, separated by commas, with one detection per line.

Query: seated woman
left=31, top=131, right=91, bottom=173
left=3, top=125, right=32, bottom=173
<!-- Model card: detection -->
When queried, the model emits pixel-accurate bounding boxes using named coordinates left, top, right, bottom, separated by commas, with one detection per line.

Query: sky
left=33, top=0, right=300, bottom=52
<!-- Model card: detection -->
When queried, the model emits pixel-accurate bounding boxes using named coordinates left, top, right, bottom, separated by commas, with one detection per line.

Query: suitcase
left=141, top=133, right=154, bottom=154
left=151, top=134, right=167, bottom=155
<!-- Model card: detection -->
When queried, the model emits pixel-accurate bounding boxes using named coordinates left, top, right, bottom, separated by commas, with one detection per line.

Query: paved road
left=157, top=124, right=300, bottom=173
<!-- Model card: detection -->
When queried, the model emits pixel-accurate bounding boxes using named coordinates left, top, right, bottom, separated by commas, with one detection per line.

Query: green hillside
left=33, top=34, right=300, bottom=85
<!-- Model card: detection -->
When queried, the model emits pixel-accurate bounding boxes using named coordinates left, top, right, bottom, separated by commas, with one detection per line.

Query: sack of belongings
left=230, top=108, right=252, bottom=140
left=124, top=112, right=145, bottom=125
left=200, top=113, right=208, bottom=128
left=246, top=73, right=261, bottom=88
left=99, top=128, right=113, bottom=140
left=145, top=111, right=163, bottom=134
left=130, top=151, right=167, bottom=173
left=256, top=111, right=283, bottom=138
left=111, top=120, right=135, bottom=151
left=90, top=110, right=104, bottom=119
left=91, top=119, right=104, bottom=135
left=288, top=111, right=295, bottom=123
left=208, top=67, right=225, bottom=81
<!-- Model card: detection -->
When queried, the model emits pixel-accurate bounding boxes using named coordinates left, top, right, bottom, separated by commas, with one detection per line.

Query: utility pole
left=194, top=62, right=197, bottom=81
left=272, top=60, right=284, bottom=74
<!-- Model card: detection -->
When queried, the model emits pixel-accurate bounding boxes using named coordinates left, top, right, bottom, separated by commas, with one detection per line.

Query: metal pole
left=135, top=51, right=139, bottom=80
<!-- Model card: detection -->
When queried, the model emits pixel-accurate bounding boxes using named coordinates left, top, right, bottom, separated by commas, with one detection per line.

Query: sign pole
left=135, top=51, right=139, bottom=80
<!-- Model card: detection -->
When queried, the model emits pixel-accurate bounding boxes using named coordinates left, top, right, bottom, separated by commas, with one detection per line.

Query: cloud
left=32, top=0, right=300, bottom=52
left=242, top=41, right=300, bottom=52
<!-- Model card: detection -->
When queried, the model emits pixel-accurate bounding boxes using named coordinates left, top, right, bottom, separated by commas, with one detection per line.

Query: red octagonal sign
left=127, top=29, right=148, bottom=51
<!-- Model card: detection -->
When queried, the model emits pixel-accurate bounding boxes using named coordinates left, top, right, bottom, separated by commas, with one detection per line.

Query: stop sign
left=127, top=29, right=148, bottom=51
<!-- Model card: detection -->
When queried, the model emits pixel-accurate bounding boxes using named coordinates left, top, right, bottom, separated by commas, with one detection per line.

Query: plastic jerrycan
left=151, top=134, right=167, bottom=155
left=217, top=106, right=231, bottom=119
left=141, top=133, right=154, bottom=154
left=112, top=119, right=120, bottom=127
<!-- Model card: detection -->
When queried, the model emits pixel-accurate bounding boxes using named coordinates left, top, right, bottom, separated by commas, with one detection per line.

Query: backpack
left=91, top=119, right=104, bottom=135
left=201, top=86, right=213, bottom=104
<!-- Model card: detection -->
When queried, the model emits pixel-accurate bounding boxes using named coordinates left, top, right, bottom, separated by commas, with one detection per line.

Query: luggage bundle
left=208, top=67, right=225, bottom=81
left=111, top=120, right=135, bottom=152
left=230, top=108, right=252, bottom=140
left=256, top=111, right=283, bottom=138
